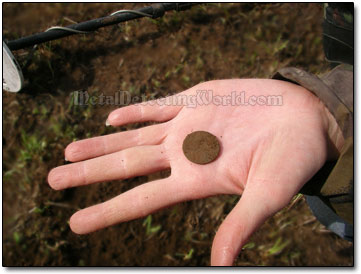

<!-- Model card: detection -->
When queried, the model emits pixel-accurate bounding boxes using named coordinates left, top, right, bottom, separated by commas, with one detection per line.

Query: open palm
left=48, top=79, right=341, bottom=265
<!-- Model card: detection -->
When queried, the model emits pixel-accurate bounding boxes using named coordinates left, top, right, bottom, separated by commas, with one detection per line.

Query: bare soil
left=3, top=3, right=353, bottom=266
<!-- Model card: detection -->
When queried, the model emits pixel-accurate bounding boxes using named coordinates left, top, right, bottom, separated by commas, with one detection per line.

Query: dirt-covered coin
left=182, top=131, right=220, bottom=165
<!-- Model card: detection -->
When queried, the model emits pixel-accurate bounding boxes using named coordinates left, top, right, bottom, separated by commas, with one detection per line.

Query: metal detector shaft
left=7, top=3, right=194, bottom=51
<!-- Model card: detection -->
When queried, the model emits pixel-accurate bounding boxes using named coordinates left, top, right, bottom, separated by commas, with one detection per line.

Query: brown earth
left=2, top=3, right=353, bottom=266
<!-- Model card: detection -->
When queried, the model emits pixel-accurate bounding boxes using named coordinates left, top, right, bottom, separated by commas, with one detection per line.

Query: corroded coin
left=182, top=131, right=220, bottom=165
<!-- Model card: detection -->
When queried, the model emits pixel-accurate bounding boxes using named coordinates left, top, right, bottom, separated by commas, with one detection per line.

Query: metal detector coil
left=3, top=42, right=24, bottom=92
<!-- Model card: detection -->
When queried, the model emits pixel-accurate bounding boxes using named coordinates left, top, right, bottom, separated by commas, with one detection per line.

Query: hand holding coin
left=48, top=79, right=340, bottom=265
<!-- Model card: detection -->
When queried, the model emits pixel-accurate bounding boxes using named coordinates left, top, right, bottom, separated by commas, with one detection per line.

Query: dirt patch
left=3, top=3, right=353, bottom=266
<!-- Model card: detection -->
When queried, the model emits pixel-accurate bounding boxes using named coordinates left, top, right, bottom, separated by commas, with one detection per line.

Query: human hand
left=48, top=79, right=343, bottom=265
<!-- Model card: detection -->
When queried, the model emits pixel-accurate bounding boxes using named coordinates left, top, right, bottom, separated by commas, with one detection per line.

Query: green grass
left=175, top=248, right=195, bottom=261
left=267, top=237, right=290, bottom=256
left=143, top=215, right=161, bottom=236
left=19, top=130, right=47, bottom=163
left=13, top=231, right=22, bottom=244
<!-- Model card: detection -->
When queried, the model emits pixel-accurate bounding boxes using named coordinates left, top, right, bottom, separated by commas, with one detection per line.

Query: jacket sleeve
left=270, top=3, right=354, bottom=225
left=272, top=64, right=353, bottom=225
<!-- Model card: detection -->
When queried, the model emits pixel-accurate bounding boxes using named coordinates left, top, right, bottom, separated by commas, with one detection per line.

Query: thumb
left=210, top=116, right=329, bottom=266
left=210, top=181, right=292, bottom=266
left=210, top=141, right=321, bottom=266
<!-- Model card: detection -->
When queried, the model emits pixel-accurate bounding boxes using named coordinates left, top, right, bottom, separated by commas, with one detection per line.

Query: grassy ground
left=3, top=3, right=353, bottom=266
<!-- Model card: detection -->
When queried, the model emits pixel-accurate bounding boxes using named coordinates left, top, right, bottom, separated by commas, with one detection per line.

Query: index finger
left=107, top=97, right=183, bottom=126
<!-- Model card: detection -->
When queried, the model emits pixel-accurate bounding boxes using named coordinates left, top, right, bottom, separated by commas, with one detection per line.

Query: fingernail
left=48, top=169, right=63, bottom=190
left=65, top=157, right=68, bottom=161
left=105, top=119, right=110, bottom=127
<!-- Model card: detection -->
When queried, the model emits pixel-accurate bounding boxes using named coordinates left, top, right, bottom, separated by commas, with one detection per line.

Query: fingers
left=210, top=181, right=290, bottom=266
left=65, top=123, right=168, bottom=162
left=48, top=145, right=169, bottom=190
left=69, top=176, right=189, bottom=234
left=106, top=97, right=183, bottom=126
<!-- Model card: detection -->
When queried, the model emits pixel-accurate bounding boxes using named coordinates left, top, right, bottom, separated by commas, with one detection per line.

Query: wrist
left=322, top=103, right=345, bottom=161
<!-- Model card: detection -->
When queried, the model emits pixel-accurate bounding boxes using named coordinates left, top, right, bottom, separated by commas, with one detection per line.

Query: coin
left=182, top=131, right=220, bottom=165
